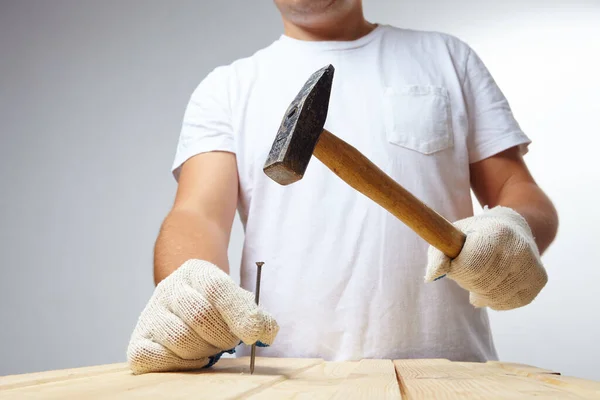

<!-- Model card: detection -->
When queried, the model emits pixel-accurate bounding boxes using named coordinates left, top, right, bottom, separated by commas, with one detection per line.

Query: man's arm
left=128, top=151, right=279, bottom=374
left=153, top=151, right=239, bottom=285
left=469, top=146, right=558, bottom=254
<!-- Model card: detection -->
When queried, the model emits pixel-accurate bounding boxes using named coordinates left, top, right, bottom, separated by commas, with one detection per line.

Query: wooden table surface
left=1, top=357, right=598, bottom=399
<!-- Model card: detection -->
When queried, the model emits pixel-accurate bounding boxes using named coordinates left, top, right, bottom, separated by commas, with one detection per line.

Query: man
left=126, top=0, right=558, bottom=374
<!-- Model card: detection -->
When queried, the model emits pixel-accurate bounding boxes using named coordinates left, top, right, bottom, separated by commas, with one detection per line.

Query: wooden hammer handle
left=314, top=129, right=466, bottom=259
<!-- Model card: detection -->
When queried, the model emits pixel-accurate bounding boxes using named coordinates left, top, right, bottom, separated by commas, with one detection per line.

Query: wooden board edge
left=486, top=361, right=561, bottom=376
left=0, top=363, right=130, bottom=391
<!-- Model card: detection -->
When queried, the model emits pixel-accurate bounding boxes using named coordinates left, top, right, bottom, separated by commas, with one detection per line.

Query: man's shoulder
left=196, top=39, right=280, bottom=87
left=381, top=24, right=473, bottom=58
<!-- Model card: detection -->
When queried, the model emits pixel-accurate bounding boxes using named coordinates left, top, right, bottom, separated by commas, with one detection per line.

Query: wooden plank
left=330, top=359, right=401, bottom=399
left=488, top=361, right=600, bottom=399
left=3, top=358, right=598, bottom=399
left=0, top=369, right=185, bottom=400
left=0, top=363, right=130, bottom=391
left=0, top=357, right=323, bottom=400
left=486, top=361, right=560, bottom=377
left=394, top=359, right=583, bottom=399
left=243, top=361, right=359, bottom=399
left=527, top=375, right=600, bottom=399
left=244, top=359, right=401, bottom=399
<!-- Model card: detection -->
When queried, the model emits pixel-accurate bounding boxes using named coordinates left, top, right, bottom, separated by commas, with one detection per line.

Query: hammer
left=263, top=64, right=466, bottom=259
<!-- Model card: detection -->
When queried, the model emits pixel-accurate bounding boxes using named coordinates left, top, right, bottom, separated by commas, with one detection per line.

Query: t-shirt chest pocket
left=383, top=85, right=453, bottom=154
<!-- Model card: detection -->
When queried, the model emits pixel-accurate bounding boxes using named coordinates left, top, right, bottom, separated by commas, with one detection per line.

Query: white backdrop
left=1, top=0, right=598, bottom=380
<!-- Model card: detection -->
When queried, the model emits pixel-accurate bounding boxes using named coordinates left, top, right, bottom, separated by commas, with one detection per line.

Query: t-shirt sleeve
left=171, top=66, right=235, bottom=180
left=461, top=45, right=531, bottom=163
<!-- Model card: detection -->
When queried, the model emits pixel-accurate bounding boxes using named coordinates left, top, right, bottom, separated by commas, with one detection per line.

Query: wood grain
left=314, top=129, right=466, bottom=258
left=244, top=360, right=358, bottom=399
left=0, top=363, right=130, bottom=391
left=394, top=359, right=584, bottom=399
left=488, top=361, right=600, bottom=399
left=2, top=357, right=598, bottom=399
left=0, top=357, right=322, bottom=400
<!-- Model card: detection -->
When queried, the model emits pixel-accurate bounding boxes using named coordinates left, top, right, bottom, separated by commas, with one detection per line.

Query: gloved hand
left=425, top=206, right=548, bottom=311
left=126, top=259, right=279, bottom=374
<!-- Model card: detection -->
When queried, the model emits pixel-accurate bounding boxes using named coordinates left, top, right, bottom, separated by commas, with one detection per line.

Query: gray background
left=1, top=0, right=599, bottom=381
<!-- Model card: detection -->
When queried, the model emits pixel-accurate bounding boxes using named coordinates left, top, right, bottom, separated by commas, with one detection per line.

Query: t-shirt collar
left=276, top=24, right=385, bottom=51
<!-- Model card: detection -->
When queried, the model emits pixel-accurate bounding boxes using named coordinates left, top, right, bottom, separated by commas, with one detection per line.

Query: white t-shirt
left=172, top=24, right=531, bottom=362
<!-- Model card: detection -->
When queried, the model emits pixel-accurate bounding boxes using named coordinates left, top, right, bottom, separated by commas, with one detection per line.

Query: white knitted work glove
left=425, top=206, right=548, bottom=311
left=127, top=259, right=279, bottom=374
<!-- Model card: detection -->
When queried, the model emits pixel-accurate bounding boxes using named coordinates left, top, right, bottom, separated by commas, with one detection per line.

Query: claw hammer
left=262, top=64, right=466, bottom=259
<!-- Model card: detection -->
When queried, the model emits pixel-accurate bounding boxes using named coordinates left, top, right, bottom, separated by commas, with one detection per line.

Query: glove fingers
left=470, top=256, right=548, bottom=310
left=213, top=288, right=274, bottom=345
left=139, top=306, right=222, bottom=360
left=255, top=309, right=280, bottom=346
left=470, top=284, right=544, bottom=311
left=169, top=283, right=239, bottom=350
left=469, top=292, right=489, bottom=308
left=444, top=227, right=515, bottom=294
left=491, top=288, right=544, bottom=311
left=179, top=259, right=279, bottom=346
left=127, top=335, right=210, bottom=375
left=424, top=247, right=451, bottom=283
left=504, top=287, right=540, bottom=310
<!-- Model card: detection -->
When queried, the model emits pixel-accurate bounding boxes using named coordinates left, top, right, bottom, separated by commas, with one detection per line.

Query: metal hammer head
left=263, top=64, right=334, bottom=185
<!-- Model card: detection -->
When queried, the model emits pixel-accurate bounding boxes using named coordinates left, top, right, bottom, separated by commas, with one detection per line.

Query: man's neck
left=282, top=14, right=376, bottom=42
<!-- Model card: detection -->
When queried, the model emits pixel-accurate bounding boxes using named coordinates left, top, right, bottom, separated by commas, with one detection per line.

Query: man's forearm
left=497, top=181, right=559, bottom=255
left=153, top=208, right=231, bottom=285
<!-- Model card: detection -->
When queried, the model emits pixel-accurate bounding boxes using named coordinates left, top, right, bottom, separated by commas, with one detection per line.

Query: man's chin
left=281, top=0, right=348, bottom=27
left=279, top=0, right=341, bottom=19
left=290, top=0, right=337, bottom=13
